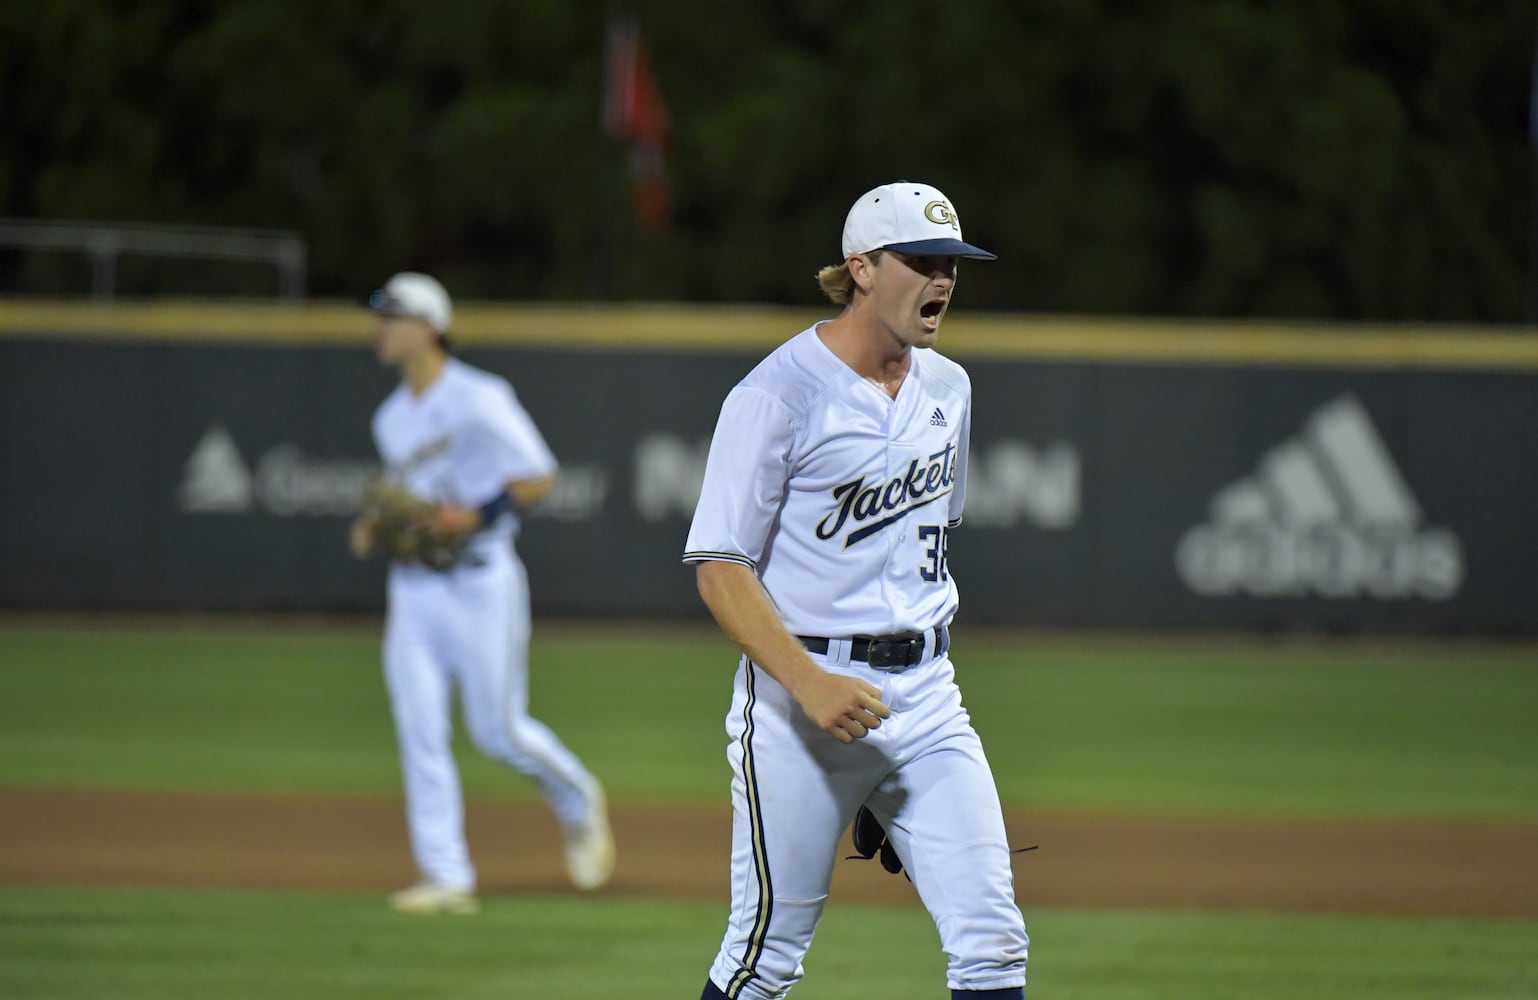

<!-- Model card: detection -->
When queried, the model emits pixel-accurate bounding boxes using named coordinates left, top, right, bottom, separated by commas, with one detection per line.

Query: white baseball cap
left=365, top=272, right=453, bottom=332
left=840, top=181, right=996, bottom=261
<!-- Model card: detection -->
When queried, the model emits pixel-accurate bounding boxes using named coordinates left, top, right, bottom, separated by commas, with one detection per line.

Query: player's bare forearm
left=348, top=517, right=374, bottom=558
left=436, top=476, right=556, bottom=534
left=695, top=561, right=815, bottom=683
left=695, top=561, right=890, bottom=743
left=508, top=474, right=555, bottom=510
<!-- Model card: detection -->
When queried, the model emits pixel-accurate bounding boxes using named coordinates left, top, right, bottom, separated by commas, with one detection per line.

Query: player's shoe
left=563, top=780, right=616, bottom=891
left=389, top=881, right=479, bottom=915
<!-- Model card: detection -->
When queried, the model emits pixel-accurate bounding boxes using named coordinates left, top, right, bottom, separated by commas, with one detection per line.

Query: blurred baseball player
left=351, top=271, right=614, bottom=913
left=684, top=183, right=1030, bottom=997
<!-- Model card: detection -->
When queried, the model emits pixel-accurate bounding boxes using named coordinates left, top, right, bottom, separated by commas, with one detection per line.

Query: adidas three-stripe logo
left=930, top=407, right=947, bottom=427
left=1176, top=395, right=1464, bottom=601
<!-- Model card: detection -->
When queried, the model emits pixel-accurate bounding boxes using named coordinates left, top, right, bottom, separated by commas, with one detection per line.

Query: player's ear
left=847, top=253, right=879, bottom=293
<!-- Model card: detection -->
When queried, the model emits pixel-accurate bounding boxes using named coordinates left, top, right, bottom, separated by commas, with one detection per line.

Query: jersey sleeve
left=465, top=381, right=558, bottom=500
left=683, top=385, right=796, bottom=569
left=948, top=395, right=970, bottom=528
left=369, top=407, right=386, bottom=461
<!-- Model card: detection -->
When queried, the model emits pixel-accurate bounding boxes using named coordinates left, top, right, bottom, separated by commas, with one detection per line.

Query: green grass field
left=2, top=618, right=1535, bottom=999
left=3, top=887, right=1534, bottom=1000
left=2, top=621, right=1534, bottom=817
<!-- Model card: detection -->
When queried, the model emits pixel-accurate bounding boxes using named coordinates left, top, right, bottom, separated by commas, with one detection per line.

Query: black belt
left=798, top=625, right=949, bottom=671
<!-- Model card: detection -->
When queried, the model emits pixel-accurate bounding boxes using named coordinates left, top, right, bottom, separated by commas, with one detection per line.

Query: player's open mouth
left=919, top=299, right=946, bottom=329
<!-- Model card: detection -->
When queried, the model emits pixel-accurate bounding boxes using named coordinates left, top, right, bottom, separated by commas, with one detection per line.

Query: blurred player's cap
left=841, top=181, right=996, bottom=261
left=365, top=272, right=453, bottom=332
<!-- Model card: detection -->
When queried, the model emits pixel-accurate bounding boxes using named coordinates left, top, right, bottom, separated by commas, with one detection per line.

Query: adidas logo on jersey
left=930, top=407, right=947, bottom=427
left=1175, top=395, right=1464, bottom=601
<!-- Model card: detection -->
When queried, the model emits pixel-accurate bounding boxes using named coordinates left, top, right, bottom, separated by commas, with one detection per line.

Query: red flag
left=603, top=12, right=671, bottom=232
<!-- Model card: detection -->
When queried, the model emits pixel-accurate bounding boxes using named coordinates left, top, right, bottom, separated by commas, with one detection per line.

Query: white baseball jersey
left=684, top=324, right=971, bottom=637
left=372, top=358, right=557, bottom=567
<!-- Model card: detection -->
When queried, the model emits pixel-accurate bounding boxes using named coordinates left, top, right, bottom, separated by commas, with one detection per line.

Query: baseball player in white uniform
left=352, top=271, right=615, bottom=913
left=684, top=184, right=1030, bottom=998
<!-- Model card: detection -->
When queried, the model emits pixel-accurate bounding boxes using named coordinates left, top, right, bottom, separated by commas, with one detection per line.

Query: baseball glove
left=358, top=479, right=468, bottom=571
left=848, top=806, right=1039, bottom=881
left=849, top=805, right=906, bottom=878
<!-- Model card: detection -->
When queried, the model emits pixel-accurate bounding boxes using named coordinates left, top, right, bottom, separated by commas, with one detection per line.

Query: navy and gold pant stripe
left=725, top=662, right=773, bottom=999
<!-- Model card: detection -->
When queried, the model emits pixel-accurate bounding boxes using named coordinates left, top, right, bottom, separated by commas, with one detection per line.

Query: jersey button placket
left=881, top=434, right=907, bottom=615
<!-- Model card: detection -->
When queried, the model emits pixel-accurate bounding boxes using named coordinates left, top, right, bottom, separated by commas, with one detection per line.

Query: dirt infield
left=2, top=788, right=1534, bottom=917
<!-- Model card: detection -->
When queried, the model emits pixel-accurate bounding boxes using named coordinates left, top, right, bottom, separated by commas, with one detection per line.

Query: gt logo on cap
left=924, top=201, right=958, bottom=231
left=839, top=181, right=996, bottom=260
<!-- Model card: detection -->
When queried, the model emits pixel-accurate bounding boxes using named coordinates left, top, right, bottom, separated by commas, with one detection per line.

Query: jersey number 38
left=917, top=524, right=950, bottom=583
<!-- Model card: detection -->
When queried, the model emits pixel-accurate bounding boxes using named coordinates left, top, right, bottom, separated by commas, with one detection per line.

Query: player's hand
left=432, top=503, right=480, bottom=535
left=349, top=518, right=374, bottom=558
left=794, top=668, right=891, bottom=744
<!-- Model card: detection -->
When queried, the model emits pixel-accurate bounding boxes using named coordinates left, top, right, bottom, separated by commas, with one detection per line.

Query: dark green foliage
left=0, top=1, right=1532, bottom=320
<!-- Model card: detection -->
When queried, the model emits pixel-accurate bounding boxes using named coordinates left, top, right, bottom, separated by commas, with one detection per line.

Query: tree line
left=2, top=1, right=1533, bottom=322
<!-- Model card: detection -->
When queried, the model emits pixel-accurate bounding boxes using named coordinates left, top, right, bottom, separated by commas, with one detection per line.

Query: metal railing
left=0, top=219, right=307, bottom=302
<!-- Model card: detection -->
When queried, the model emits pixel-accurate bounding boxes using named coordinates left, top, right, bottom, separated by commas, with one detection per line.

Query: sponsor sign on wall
left=1, top=337, right=1533, bottom=633
left=1175, top=395, right=1463, bottom=602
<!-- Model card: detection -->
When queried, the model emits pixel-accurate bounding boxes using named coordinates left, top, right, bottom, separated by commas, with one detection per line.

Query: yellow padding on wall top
left=2, top=299, right=1537, bottom=370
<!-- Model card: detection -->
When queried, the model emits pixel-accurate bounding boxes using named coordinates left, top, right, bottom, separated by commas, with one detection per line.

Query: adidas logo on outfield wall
left=1175, top=395, right=1464, bottom=601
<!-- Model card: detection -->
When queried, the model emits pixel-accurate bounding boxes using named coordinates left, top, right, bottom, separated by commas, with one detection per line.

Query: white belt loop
left=828, top=637, right=853, bottom=666
left=928, top=624, right=950, bottom=663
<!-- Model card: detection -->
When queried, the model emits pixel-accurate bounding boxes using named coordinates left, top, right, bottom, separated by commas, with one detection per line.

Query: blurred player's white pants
left=383, top=551, right=598, bottom=890
left=706, top=649, right=1029, bottom=998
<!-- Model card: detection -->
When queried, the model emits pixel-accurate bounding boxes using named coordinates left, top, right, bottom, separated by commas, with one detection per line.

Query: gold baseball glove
left=358, top=479, right=468, bottom=571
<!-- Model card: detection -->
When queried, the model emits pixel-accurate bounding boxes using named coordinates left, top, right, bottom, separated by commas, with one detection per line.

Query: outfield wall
left=3, top=303, right=1536, bottom=634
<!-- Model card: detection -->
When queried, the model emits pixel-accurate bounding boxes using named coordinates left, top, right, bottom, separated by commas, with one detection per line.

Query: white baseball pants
left=705, top=648, right=1029, bottom=998
left=383, top=554, right=597, bottom=890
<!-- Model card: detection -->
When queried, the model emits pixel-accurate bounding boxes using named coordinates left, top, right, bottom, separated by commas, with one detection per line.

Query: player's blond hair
left=814, top=250, right=884, bottom=306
